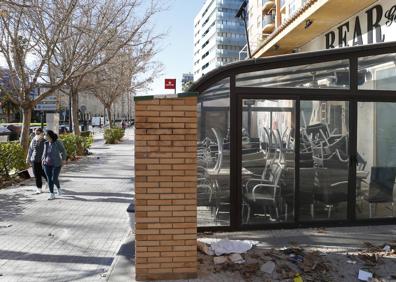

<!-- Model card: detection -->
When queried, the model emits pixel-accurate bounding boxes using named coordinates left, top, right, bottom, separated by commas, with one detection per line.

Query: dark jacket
left=42, top=140, right=67, bottom=167
left=27, top=137, right=46, bottom=163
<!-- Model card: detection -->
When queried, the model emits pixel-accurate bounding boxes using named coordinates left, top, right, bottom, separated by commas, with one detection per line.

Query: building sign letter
left=353, top=16, right=363, bottom=46
left=325, top=31, right=336, bottom=49
left=366, top=5, right=385, bottom=44
left=323, top=2, right=395, bottom=49
left=337, top=22, right=349, bottom=47
left=384, top=4, right=396, bottom=26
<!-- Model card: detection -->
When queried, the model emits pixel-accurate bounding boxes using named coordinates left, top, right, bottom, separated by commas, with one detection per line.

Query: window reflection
left=197, top=78, right=230, bottom=227
left=359, top=53, right=396, bottom=90
left=299, top=101, right=349, bottom=221
left=241, top=99, right=295, bottom=224
left=357, top=102, right=396, bottom=219
left=236, top=60, right=350, bottom=89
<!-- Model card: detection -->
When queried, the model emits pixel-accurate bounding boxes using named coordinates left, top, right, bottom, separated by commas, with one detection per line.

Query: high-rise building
left=181, top=73, right=194, bottom=91
left=193, top=0, right=246, bottom=81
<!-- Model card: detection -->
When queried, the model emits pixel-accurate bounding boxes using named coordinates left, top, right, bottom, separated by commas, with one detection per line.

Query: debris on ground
left=210, top=239, right=255, bottom=256
left=316, top=227, right=327, bottom=234
left=383, top=245, right=391, bottom=252
left=198, top=240, right=214, bottom=256
left=358, top=269, right=373, bottom=281
left=229, top=253, right=245, bottom=264
left=196, top=238, right=396, bottom=281
left=260, top=261, right=275, bottom=274
left=213, top=256, right=228, bottom=265
left=356, top=242, right=395, bottom=267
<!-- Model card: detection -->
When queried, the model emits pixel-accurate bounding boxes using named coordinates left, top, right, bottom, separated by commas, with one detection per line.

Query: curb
left=106, top=230, right=135, bottom=282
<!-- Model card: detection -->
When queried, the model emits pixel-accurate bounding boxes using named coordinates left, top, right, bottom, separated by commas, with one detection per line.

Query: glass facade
left=236, top=60, right=350, bottom=89
left=193, top=42, right=396, bottom=230
left=359, top=53, right=396, bottom=91
left=197, top=78, right=230, bottom=227
left=193, top=0, right=246, bottom=79
left=357, top=102, right=396, bottom=219
left=300, top=100, right=349, bottom=221
left=242, top=99, right=295, bottom=224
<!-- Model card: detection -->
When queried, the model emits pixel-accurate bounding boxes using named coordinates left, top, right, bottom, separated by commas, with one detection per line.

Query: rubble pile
left=197, top=239, right=396, bottom=282
left=348, top=241, right=396, bottom=281
left=197, top=239, right=332, bottom=281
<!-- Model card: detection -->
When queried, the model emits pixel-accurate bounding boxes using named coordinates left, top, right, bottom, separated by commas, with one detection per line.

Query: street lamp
left=236, top=0, right=251, bottom=59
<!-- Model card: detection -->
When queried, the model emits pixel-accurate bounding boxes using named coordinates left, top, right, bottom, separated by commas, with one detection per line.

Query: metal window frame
left=192, top=42, right=396, bottom=232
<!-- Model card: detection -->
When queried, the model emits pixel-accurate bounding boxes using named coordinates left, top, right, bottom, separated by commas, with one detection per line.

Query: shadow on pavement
left=62, top=190, right=133, bottom=198
left=0, top=192, right=35, bottom=221
left=61, top=175, right=134, bottom=181
left=0, top=249, right=114, bottom=265
left=61, top=196, right=133, bottom=204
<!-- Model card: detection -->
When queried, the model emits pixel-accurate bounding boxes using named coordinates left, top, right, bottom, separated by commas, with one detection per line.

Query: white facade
left=246, top=0, right=304, bottom=55
left=193, top=0, right=246, bottom=81
left=301, top=0, right=396, bottom=52
left=58, top=90, right=134, bottom=123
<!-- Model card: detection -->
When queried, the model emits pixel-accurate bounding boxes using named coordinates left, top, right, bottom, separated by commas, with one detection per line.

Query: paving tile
left=0, top=129, right=135, bottom=282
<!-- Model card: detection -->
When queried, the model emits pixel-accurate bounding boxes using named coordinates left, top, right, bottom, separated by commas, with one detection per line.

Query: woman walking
left=42, top=130, right=67, bottom=200
left=26, top=128, right=47, bottom=194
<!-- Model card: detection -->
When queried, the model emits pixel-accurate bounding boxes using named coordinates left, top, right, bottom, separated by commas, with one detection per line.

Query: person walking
left=26, top=128, right=47, bottom=194
left=42, top=130, right=67, bottom=200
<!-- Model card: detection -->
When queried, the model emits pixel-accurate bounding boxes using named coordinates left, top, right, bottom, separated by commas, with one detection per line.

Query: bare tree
left=0, top=1, right=79, bottom=153
left=0, top=0, right=163, bottom=153
left=53, top=0, right=163, bottom=135
left=91, top=41, right=161, bottom=127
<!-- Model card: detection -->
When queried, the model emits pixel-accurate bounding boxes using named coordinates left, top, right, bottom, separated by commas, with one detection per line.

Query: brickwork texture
left=134, top=96, right=198, bottom=281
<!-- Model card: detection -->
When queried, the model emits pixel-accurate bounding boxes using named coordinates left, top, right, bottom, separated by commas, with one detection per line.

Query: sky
left=139, top=0, right=205, bottom=96
left=0, top=0, right=205, bottom=96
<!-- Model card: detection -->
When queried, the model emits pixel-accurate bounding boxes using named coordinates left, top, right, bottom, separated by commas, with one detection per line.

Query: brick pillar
left=134, top=94, right=197, bottom=281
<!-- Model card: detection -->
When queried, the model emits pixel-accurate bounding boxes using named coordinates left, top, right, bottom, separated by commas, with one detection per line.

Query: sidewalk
left=0, top=128, right=135, bottom=282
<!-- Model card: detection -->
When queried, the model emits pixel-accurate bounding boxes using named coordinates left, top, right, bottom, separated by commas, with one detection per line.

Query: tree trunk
left=106, top=107, right=113, bottom=128
left=71, top=88, right=81, bottom=135
left=6, top=107, right=10, bottom=122
left=20, top=106, right=32, bottom=156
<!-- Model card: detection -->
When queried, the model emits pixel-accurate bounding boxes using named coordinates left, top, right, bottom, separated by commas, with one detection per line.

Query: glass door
left=241, top=99, right=295, bottom=225
left=356, top=102, right=396, bottom=219
left=299, top=100, right=350, bottom=221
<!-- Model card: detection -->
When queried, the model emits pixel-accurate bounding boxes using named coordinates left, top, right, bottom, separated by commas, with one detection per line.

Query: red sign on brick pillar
left=164, top=79, right=176, bottom=90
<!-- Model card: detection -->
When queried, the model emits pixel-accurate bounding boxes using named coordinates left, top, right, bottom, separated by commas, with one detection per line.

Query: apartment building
left=193, top=0, right=246, bottom=80
left=246, top=0, right=396, bottom=57
left=182, top=72, right=194, bottom=91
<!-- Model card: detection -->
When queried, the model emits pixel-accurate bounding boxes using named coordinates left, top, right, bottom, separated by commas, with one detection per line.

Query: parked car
left=6, top=125, right=21, bottom=141
left=59, top=125, right=70, bottom=134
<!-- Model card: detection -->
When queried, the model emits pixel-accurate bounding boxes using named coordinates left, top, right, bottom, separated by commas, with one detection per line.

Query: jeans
left=32, top=162, right=47, bottom=188
left=43, top=165, right=62, bottom=193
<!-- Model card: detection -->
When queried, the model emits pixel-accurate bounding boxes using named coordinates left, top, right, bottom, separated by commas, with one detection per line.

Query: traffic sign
left=35, top=103, right=57, bottom=111
left=165, top=79, right=176, bottom=90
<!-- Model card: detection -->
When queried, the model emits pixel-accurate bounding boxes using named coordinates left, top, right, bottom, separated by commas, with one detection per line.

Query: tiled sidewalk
left=0, top=129, right=135, bottom=282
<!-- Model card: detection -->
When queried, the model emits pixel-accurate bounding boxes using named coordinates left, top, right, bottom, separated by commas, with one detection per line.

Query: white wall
left=301, top=0, right=396, bottom=52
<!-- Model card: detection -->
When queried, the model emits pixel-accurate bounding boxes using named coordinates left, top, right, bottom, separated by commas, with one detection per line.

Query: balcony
left=262, top=14, right=275, bottom=35
left=254, top=0, right=379, bottom=58
left=216, top=49, right=239, bottom=58
left=217, top=37, right=246, bottom=46
left=216, top=25, right=245, bottom=34
left=262, top=0, right=275, bottom=15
